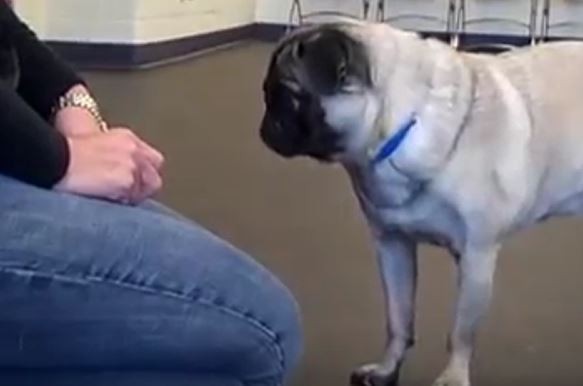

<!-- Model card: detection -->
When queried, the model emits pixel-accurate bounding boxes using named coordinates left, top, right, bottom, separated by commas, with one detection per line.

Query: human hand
left=54, top=129, right=165, bottom=205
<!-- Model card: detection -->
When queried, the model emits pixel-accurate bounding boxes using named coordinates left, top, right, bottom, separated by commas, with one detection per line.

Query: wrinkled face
left=259, top=24, right=374, bottom=162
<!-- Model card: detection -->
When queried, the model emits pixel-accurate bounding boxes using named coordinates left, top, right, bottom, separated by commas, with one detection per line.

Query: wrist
left=54, top=107, right=104, bottom=137
left=52, top=85, right=108, bottom=134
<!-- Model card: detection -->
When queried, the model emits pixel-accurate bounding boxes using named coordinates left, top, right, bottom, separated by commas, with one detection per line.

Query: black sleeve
left=0, top=2, right=86, bottom=119
left=0, top=2, right=82, bottom=187
left=0, top=81, right=70, bottom=187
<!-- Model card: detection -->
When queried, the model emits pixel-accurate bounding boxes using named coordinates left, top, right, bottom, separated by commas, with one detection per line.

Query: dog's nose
left=260, top=115, right=282, bottom=146
left=259, top=116, right=299, bottom=158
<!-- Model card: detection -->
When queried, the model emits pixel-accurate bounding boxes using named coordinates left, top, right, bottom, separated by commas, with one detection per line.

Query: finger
left=137, top=161, right=163, bottom=201
left=136, top=138, right=164, bottom=170
left=126, top=167, right=144, bottom=206
left=107, top=128, right=164, bottom=171
left=126, top=160, right=162, bottom=205
left=100, top=164, right=136, bottom=205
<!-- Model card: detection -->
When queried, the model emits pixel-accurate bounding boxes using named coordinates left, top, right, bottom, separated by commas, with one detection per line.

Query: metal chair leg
left=529, top=0, right=540, bottom=45
left=288, top=0, right=303, bottom=31
left=540, top=0, right=551, bottom=41
left=376, top=0, right=386, bottom=22
left=363, top=0, right=371, bottom=19
left=450, top=0, right=463, bottom=48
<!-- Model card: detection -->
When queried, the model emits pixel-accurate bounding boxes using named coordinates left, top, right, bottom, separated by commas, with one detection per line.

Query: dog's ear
left=291, top=28, right=371, bottom=95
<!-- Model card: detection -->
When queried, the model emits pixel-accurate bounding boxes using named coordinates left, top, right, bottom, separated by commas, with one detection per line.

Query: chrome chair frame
left=540, top=0, right=583, bottom=41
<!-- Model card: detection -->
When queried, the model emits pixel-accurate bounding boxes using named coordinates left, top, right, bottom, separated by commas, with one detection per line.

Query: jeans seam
left=0, top=264, right=287, bottom=384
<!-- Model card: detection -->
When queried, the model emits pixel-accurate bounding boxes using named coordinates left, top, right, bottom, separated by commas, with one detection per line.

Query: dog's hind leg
left=351, top=234, right=417, bottom=386
left=433, top=244, right=500, bottom=386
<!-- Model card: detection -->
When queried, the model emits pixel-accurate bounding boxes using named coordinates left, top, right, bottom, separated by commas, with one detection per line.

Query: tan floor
left=83, top=42, right=583, bottom=386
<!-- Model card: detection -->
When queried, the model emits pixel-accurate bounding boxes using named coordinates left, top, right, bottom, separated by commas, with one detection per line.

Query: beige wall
left=14, top=0, right=47, bottom=37
left=134, top=0, right=256, bottom=43
left=14, top=0, right=256, bottom=44
left=13, top=0, right=583, bottom=43
left=14, top=0, right=135, bottom=43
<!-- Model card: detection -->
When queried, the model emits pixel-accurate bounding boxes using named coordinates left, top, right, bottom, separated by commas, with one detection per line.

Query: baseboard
left=46, top=22, right=580, bottom=70
left=253, top=23, right=289, bottom=42
left=47, top=24, right=258, bottom=71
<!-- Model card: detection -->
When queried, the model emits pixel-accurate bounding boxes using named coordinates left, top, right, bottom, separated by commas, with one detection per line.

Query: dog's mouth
left=260, top=115, right=302, bottom=158
left=304, top=135, right=343, bottom=162
left=260, top=114, right=343, bottom=162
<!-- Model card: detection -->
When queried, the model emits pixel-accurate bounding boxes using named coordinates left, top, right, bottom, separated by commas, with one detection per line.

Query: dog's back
left=459, top=42, right=583, bottom=219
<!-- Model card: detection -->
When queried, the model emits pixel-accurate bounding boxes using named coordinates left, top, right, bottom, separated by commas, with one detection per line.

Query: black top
left=0, top=2, right=84, bottom=188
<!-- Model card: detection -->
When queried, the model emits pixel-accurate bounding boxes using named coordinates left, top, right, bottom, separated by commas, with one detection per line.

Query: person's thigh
left=0, top=372, right=243, bottom=386
left=0, top=176, right=302, bottom=386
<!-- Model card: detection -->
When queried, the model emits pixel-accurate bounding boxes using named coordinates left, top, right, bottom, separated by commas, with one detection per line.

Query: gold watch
left=55, top=90, right=108, bottom=132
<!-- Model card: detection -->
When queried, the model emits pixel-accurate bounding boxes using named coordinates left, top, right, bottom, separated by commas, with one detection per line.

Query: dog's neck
left=369, top=114, right=417, bottom=166
left=348, top=25, right=475, bottom=182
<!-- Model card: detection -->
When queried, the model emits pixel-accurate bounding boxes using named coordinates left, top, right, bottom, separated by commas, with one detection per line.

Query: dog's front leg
left=351, top=233, right=417, bottom=386
left=433, top=244, right=500, bottom=386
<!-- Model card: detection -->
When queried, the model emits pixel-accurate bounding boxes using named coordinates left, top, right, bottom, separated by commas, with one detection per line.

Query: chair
left=288, top=0, right=370, bottom=29
left=540, top=0, right=583, bottom=41
left=453, top=0, right=539, bottom=53
left=379, top=0, right=458, bottom=45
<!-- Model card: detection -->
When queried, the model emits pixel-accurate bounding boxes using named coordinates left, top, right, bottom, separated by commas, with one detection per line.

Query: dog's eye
left=295, top=42, right=305, bottom=59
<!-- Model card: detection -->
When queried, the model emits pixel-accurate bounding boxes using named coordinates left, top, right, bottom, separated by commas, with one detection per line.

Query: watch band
left=54, top=90, right=108, bottom=132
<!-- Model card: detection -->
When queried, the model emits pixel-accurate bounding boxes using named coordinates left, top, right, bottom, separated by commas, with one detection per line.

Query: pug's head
left=259, top=23, right=381, bottom=163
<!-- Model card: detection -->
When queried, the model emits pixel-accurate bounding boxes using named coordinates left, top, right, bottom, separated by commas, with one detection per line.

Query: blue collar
left=371, top=115, right=416, bottom=166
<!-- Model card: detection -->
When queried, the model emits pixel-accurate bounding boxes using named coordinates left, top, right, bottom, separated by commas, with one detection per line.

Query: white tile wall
left=16, top=0, right=137, bottom=43
left=12, top=0, right=583, bottom=44
left=133, top=0, right=256, bottom=43
left=15, top=0, right=255, bottom=44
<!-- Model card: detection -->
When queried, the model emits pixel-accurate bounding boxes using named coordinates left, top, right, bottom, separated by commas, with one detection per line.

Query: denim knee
left=239, top=274, right=303, bottom=386
left=272, top=284, right=303, bottom=382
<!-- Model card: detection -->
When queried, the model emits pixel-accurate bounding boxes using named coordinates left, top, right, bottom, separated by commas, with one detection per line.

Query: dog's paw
left=432, top=370, right=470, bottom=386
left=350, top=363, right=400, bottom=386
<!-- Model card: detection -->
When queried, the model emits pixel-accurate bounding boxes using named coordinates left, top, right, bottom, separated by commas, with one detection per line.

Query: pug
left=259, top=19, right=583, bottom=386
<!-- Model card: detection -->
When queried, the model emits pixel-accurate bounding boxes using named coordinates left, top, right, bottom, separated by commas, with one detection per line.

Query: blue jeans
left=0, top=175, right=303, bottom=386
